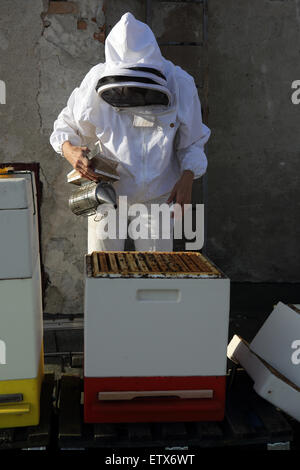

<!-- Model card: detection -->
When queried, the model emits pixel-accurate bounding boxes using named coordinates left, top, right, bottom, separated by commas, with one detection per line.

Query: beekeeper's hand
left=62, top=141, right=99, bottom=182
left=167, top=170, right=194, bottom=217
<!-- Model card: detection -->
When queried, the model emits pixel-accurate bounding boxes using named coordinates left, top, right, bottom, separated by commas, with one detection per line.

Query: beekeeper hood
left=96, top=13, right=172, bottom=108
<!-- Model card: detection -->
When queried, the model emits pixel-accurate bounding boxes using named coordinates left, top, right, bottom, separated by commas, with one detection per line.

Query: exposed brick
left=77, top=19, right=87, bottom=30
left=94, top=25, right=106, bottom=43
left=46, top=1, right=78, bottom=16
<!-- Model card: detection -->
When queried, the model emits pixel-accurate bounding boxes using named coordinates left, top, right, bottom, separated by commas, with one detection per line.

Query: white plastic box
left=0, top=176, right=39, bottom=279
left=0, top=174, right=43, bottom=380
left=85, top=276, right=230, bottom=378
left=0, top=172, right=44, bottom=428
left=0, top=256, right=43, bottom=380
left=250, top=302, right=300, bottom=388
left=228, top=335, right=300, bottom=422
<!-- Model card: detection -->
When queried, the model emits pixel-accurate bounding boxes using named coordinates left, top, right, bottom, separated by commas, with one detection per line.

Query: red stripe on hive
left=84, top=375, right=226, bottom=423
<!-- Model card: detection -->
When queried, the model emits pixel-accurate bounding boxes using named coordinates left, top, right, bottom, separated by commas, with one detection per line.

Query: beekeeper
left=50, top=12, right=210, bottom=252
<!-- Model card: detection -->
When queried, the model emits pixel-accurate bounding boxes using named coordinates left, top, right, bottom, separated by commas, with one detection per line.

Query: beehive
left=86, top=251, right=222, bottom=278
left=84, top=250, right=230, bottom=423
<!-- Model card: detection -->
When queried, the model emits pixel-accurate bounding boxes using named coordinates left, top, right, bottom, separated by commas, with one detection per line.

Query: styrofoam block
left=227, top=335, right=300, bottom=422
left=250, top=302, right=300, bottom=388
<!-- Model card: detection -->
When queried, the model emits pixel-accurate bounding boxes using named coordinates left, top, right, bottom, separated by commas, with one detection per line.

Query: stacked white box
left=0, top=177, right=39, bottom=279
left=0, top=174, right=43, bottom=381
left=85, top=276, right=230, bottom=378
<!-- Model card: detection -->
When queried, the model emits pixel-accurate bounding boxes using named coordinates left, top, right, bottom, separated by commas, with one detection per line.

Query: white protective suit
left=50, top=12, right=211, bottom=252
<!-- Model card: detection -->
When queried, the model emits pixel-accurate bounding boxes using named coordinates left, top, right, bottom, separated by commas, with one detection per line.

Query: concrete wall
left=0, top=0, right=105, bottom=313
left=0, top=1, right=299, bottom=315
left=207, top=0, right=300, bottom=281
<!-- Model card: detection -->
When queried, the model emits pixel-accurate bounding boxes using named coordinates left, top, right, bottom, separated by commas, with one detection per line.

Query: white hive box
left=84, top=251, right=230, bottom=423
left=228, top=335, right=300, bottom=422
left=250, top=302, right=300, bottom=388
left=0, top=171, right=44, bottom=428
left=0, top=256, right=43, bottom=380
left=0, top=176, right=39, bottom=279
left=84, top=252, right=230, bottom=378
left=0, top=173, right=43, bottom=380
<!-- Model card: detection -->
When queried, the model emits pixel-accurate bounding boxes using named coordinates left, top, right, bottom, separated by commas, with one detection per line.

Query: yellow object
left=0, top=404, right=31, bottom=415
left=0, top=167, right=14, bottom=178
left=0, top=345, right=44, bottom=429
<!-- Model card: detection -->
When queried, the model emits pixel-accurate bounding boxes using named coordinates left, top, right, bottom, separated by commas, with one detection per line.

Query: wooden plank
left=98, top=390, right=213, bottom=401
left=164, top=253, right=181, bottom=272
left=190, top=253, right=220, bottom=275
left=92, top=252, right=100, bottom=277
left=180, top=253, right=200, bottom=272
left=107, top=253, right=118, bottom=273
left=185, top=252, right=210, bottom=273
left=154, top=254, right=169, bottom=272
left=58, top=375, right=82, bottom=438
left=98, top=252, right=109, bottom=273
left=172, top=254, right=192, bottom=272
left=125, top=253, right=139, bottom=272
left=117, top=253, right=129, bottom=273
left=134, top=253, right=150, bottom=273
left=144, top=253, right=161, bottom=272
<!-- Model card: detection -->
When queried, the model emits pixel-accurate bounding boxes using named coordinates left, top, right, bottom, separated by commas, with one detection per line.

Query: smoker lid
left=86, top=251, right=223, bottom=279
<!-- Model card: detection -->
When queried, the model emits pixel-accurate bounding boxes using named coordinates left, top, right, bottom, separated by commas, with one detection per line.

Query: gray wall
left=0, top=1, right=299, bottom=315
left=207, top=0, right=300, bottom=281
left=0, top=0, right=105, bottom=313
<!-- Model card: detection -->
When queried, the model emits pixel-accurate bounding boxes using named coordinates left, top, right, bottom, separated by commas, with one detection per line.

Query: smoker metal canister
left=69, top=181, right=117, bottom=217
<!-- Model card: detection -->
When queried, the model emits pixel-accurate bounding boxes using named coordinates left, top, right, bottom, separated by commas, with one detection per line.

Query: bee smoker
left=69, top=181, right=117, bottom=217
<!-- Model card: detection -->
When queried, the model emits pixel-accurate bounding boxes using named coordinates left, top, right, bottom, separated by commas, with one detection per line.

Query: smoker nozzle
left=96, top=182, right=118, bottom=208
